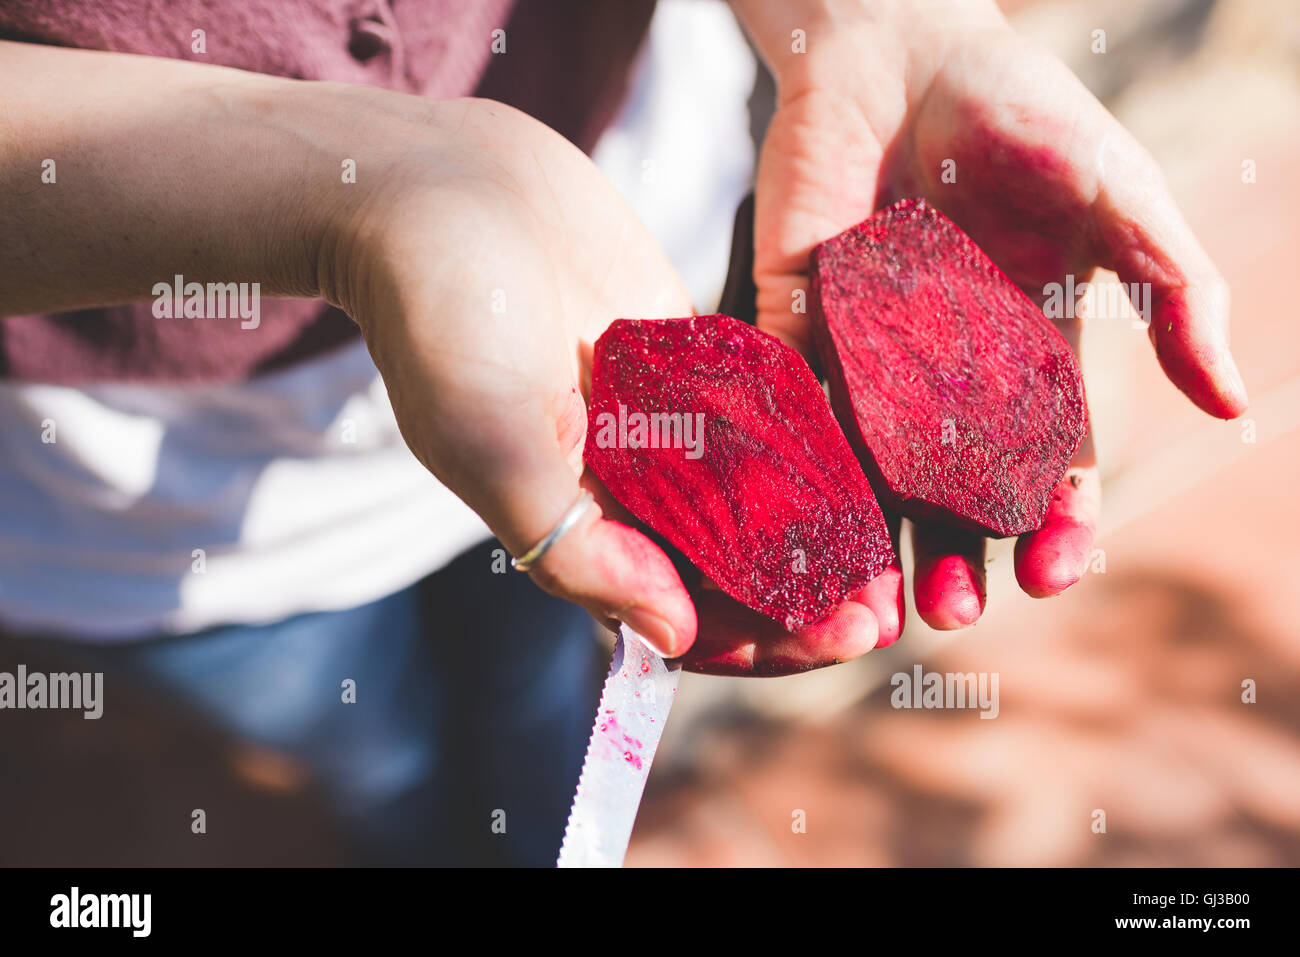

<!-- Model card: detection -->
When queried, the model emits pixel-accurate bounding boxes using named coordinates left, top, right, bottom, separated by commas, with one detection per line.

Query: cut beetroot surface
left=585, top=314, right=893, bottom=632
left=811, top=198, right=1088, bottom=538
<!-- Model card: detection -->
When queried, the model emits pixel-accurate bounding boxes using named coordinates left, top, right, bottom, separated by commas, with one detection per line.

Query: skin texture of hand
left=732, top=0, right=1248, bottom=650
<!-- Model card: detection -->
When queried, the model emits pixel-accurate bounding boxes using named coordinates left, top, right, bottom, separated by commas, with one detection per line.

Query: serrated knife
left=556, top=626, right=681, bottom=867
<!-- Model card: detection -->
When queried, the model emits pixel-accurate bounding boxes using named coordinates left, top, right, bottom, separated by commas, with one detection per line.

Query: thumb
left=481, top=393, right=698, bottom=659
left=1092, top=126, right=1248, bottom=419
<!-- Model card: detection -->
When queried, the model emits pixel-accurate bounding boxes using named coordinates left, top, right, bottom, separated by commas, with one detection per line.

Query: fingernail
left=620, top=606, right=676, bottom=658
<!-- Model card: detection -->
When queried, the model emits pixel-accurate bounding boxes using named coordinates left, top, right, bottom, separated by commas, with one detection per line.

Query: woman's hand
left=310, top=93, right=711, bottom=658
left=732, top=0, right=1247, bottom=635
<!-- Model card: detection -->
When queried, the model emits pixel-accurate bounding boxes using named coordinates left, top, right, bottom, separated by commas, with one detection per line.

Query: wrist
left=730, top=0, right=1005, bottom=102
left=229, top=78, right=371, bottom=307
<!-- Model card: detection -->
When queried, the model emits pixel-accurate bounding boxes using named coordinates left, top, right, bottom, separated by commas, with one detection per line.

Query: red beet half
left=585, top=315, right=893, bottom=632
left=811, top=198, right=1088, bottom=538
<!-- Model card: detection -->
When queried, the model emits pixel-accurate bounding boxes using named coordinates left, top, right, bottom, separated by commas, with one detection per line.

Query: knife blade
left=556, top=625, right=681, bottom=867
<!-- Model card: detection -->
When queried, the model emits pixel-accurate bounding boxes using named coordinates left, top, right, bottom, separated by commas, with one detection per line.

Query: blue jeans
left=53, top=540, right=602, bottom=866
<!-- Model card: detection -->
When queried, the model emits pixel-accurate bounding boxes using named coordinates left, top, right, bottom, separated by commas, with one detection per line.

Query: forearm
left=0, top=41, right=336, bottom=317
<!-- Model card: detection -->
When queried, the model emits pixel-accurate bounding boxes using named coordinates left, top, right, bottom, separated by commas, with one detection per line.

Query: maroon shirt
left=0, top=0, right=654, bottom=384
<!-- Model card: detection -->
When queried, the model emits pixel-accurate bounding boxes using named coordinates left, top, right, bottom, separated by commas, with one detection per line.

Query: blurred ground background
left=1, top=0, right=1296, bottom=866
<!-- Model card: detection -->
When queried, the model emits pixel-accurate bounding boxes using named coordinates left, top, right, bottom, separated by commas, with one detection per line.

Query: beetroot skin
left=585, top=315, right=893, bottom=631
left=811, top=198, right=1087, bottom=538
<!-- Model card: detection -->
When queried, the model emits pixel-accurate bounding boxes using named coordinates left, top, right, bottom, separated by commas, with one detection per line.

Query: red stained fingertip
left=1013, top=469, right=1100, bottom=599
left=913, top=553, right=985, bottom=630
left=855, top=562, right=905, bottom=648
left=1014, top=518, right=1095, bottom=598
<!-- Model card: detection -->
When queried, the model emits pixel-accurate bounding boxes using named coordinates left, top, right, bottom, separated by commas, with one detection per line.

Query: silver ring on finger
left=510, top=490, right=596, bottom=573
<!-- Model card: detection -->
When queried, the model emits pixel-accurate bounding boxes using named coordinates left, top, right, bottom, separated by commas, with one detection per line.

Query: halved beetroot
left=585, top=315, right=893, bottom=631
left=811, top=198, right=1087, bottom=538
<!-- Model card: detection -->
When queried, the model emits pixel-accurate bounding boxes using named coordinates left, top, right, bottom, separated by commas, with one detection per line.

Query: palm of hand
left=738, top=30, right=1243, bottom=668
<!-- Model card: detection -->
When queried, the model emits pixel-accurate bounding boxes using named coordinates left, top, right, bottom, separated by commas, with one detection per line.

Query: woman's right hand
left=309, top=92, right=705, bottom=657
